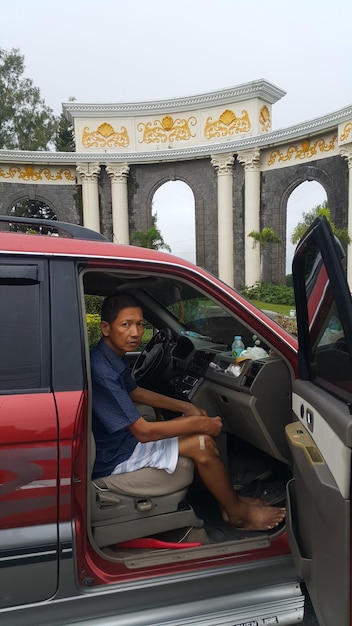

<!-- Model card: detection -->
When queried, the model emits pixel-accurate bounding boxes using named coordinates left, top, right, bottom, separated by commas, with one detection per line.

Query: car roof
left=0, top=229, right=192, bottom=264
left=0, top=222, right=298, bottom=352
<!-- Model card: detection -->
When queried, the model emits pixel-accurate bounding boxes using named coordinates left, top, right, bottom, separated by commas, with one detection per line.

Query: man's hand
left=202, top=415, right=223, bottom=437
left=129, top=413, right=223, bottom=442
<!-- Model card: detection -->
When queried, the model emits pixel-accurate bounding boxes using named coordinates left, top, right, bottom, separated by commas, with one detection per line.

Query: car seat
left=90, top=435, right=203, bottom=547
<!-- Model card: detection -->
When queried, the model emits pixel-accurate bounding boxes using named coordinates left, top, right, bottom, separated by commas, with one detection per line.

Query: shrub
left=276, top=314, right=297, bottom=336
left=240, top=282, right=295, bottom=306
left=285, top=274, right=293, bottom=288
left=85, top=295, right=104, bottom=315
left=86, top=314, right=101, bottom=348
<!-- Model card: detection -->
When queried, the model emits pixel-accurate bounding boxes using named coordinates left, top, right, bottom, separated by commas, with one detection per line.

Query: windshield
left=139, top=279, right=248, bottom=347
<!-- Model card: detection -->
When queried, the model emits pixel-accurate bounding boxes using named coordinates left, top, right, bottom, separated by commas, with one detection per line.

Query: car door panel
left=288, top=216, right=352, bottom=626
left=286, top=411, right=350, bottom=624
left=292, top=383, right=352, bottom=496
left=0, top=260, right=59, bottom=608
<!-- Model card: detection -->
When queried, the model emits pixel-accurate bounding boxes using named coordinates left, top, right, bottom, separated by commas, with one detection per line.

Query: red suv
left=0, top=215, right=351, bottom=626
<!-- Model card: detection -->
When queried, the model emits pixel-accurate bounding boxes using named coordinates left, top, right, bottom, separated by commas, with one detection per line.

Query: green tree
left=0, top=47, right=57, bottom=150
left=130, top=214, right=171, bottom=251
left=9, top=199, right=58, bottom=234
left=290, top=202, right=351, bottom=246
left=55, top=97, right=76, bottom=152
left=248, top=227, right=281, bottom=248
left=10, top=199, right=57, bottom=221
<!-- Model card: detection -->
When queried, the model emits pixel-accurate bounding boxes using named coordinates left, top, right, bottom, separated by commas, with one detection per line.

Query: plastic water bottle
left=231, top=335, right=244, bottom=358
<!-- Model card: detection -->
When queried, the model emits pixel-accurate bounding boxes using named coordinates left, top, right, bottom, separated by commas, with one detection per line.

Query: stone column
left=211, top=153, right=235, bottom=287
left=76, top=162, right=101, bottom=233
left=105, top=163, right=130, bottom=244
left=340, top=145, right=352, bottom=290
left=237, top=149, right=261, bottom=286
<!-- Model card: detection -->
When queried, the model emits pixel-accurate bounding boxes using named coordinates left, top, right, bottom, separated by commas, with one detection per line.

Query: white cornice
left=63, top=80, right=286, bottom=120
left=1, top=103, right=351, bottom=166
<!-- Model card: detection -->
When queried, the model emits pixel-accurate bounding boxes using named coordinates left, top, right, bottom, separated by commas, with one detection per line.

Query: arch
left=286, top=181, right=327, bottom=274
left=127, top=160, right=217, bottom=273
left=261, top=157, right=348, bottom=284
left=9, top=196, right=58, bottom=220
left=152, top=180, right=196, bottom=263
left=0, top=182, right=81, bottom=226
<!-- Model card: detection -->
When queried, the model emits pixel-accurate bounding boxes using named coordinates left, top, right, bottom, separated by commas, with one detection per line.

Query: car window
left=83, top=272, right=253, bottom=351
left=0, top=263, right=49, bottom=392
left=303, top=245, right=352, bottom=403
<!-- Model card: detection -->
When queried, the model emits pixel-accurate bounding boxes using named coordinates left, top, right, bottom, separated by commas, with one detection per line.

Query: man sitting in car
left=90, top=293, right=285, bottom=532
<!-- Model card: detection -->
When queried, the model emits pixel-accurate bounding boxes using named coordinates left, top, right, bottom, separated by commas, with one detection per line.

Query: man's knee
left=180, top=433, right=220, bottom=462
left=198, top=434, right=220, bottom=462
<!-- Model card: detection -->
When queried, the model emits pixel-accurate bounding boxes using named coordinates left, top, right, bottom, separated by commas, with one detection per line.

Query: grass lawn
left=247, top=299, right=295, bottom=316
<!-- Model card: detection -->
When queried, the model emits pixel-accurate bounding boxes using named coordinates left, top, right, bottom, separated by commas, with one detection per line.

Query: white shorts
left=112, top=437, right=179, bottom=475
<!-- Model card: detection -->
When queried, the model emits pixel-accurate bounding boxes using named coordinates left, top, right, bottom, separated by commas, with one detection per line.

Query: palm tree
left=130, top=213, right=171, bottom=251
left=248, top=227, right=281, bottom=281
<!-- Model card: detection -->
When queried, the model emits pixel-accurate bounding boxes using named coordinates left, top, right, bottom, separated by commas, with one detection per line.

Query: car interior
left=82, top=268, right=294, bottom=566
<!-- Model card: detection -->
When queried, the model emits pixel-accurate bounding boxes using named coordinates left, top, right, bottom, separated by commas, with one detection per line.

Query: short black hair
left=101, top=293, right=142, bottom=323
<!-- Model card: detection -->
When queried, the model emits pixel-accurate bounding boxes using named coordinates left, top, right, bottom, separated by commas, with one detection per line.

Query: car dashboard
left=169, top=334, right=293, bottom=464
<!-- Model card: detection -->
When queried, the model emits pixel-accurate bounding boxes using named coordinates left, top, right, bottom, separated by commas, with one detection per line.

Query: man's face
left=101, top=306, right=144, bottom=356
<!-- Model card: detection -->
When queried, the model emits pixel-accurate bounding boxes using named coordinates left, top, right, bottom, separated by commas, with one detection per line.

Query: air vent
left=250, top=361, right=263, bottom=377
left=241, top=361, right=263, bottom=388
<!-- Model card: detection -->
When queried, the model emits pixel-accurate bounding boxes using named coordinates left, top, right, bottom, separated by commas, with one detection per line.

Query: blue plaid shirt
left=90, top=339, right=141, bottom=478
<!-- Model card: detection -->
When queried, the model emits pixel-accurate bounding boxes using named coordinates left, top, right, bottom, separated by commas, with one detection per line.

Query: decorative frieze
left=82, top=123, right=130, bottom=148
left=138, top=116, right=197, bottom=144
left=0, top=164, right=76, bottom=184
left=70, top=82, right=279, bottom=153
left=259, top=105, right=271, bottom=132
left=204, top=109, right=250, bottom=139
left=340, top=122, right=352, bottom=143
left=267, top=136, right=337, bottom=166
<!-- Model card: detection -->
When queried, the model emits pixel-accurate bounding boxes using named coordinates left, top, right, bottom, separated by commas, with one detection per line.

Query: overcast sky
left=2, top=0, right=351, bottom=272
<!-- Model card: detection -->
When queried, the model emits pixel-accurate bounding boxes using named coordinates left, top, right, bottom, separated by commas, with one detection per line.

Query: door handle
left=306, top=408, right=314, bottom=432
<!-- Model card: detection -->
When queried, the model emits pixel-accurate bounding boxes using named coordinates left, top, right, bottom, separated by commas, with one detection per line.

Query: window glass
left=304, top=246, right=352, bottom=403
left=83, top=272, right=253, bottom=351
left=0, top=282, right=41, bottom=391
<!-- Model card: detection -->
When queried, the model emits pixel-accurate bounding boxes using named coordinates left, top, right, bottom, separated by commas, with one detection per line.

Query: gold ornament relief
left=340, top=122, right=352, bottom=142
left=0, top=165, right=75, bottom=182
left=138, top=115, right=197, bottom=144
left=82, top=123, right=130, bottom=148
left=204, top=109, right=251, bottom=139
left=259, top=105, right=271, bottom=132
left=268, top=136, right=337, bottom=166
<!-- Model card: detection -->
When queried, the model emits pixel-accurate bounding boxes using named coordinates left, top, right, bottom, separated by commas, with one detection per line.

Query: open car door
left=286, top=216, right=352, bottom=626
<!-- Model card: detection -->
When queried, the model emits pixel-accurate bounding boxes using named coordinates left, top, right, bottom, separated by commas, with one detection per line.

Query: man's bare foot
left=221, top=496, right=269, bottom=522
left=228, top=502, right=286, bottom=531
left=239, top=495, right=270, bottom=507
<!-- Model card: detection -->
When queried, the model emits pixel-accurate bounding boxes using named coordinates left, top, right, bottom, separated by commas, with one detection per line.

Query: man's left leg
left=179, top=433, right=285, bottom=531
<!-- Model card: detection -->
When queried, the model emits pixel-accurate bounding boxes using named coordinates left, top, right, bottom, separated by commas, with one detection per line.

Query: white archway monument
left=1, top=79, right=351, bottom=288
left=64, top=80, right=287, bottom=288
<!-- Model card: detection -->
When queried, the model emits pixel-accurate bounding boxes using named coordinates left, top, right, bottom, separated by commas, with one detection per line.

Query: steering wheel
left=132, top=329, right=172, bottom=384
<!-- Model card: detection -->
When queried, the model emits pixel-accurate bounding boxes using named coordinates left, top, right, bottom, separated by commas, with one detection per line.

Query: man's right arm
left=129, top=414, right=223, bottom=443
